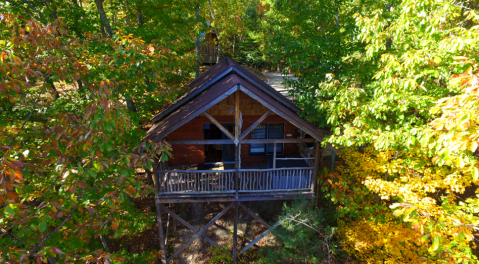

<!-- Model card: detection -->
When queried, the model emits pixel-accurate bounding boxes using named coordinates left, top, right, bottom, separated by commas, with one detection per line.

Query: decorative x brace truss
left=154, top=200, right=282, bottom=264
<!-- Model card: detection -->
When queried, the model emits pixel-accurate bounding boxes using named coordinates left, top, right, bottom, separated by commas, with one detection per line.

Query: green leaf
left=39, top=217, right=47, bottom=232
left=431, top=236, right=439, bottom=251
left=5, top=204, right=15, bottom=216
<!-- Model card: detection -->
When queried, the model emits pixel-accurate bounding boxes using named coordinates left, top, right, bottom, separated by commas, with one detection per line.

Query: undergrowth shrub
left=260, top=199, right=344, bottom=263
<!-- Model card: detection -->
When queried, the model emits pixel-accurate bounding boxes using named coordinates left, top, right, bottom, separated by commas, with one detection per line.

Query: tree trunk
left=195, top=4, right=201, bottom=78
left=71, top=0, right=84, bottom=38
left=121, top=3, right=132, bottom=27
left=137, top=2, right=144, bottom=27
left=125, top=95, right=137, bottom=112
left=100, top=25, right=107, bottom=38
left=94, top=0, right=113, bottom=36
left=100, top=235, right=111, bottom=253
left=145, top=167, right=154, bottom=186
left=77, top=80, right=85, bottom=95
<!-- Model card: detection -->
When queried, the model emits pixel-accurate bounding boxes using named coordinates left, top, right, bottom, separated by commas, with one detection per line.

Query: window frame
left=248, top=123, right=285, bottom=156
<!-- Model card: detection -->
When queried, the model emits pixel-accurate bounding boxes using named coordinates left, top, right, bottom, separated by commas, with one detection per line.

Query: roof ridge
left=150, top=57, right=299, bottom=124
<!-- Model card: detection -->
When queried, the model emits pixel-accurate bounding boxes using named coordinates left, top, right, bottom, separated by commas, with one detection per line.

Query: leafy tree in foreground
left=0, top=0, right=201, bottom=262
left=259, top=0, right=479, bottom=262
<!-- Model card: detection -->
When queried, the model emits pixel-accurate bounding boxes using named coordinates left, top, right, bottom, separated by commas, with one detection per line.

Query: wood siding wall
left=208, top=90, right=270, bottom=116
left=164, top=115, right=300, bottom=165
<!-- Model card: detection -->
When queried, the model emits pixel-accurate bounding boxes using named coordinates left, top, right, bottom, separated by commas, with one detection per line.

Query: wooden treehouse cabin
left=144, top=57, right=326, bottom=263
left=200, top=32, right=218, bottom=64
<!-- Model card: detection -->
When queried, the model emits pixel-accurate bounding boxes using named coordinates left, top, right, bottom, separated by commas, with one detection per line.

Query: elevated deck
left=156, top=165, right=314, bottom=203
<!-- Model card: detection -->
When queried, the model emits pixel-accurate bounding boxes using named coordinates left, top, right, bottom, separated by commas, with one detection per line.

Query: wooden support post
left=312, top=141, right=320, bottom=195
left=154, top=197, right=167, bottom=264
left=233, top=201, right=239, bottom=263
left=273, top=143, right=277, bottom=169
left=235, top=90, right=240, bottom=194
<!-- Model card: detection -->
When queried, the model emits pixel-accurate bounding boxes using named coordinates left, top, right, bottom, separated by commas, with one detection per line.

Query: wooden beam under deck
left=156, top=192, right=313, bottom=204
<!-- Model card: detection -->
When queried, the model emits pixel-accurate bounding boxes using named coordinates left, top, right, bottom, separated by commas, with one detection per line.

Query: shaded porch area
left=156, top=157, right=314, bottom=203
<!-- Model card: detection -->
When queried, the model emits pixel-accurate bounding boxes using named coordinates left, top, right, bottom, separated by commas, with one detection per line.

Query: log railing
left=238, top=167, right=314, bottom=192
left=156, top=167, right=314, bottom=194
left=157, top=170, right=236, bottom=193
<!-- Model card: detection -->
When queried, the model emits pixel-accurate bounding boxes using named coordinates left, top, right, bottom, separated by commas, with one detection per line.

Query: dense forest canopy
left=1, top=0, right=478, bottom=263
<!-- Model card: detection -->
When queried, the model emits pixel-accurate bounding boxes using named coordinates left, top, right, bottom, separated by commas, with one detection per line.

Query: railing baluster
left=241, top=172, right=244, bottom=190
left=165, top=172, right=168, bottom=192
left=193, top=173, right=196, bottom=191
left=179, top=172, right=181, bottom=191
left=190, top=172, right=192, bottom=191
left=287, top=169, right=290, bottom=190
left=252, top=171, right=255, bottom=190
left=181, top=173, right=184, bottom=191
left=293, top=169, right=296, bottom=189
left=270, top=171, right=273, bottom=190
left=173, top=172, right=177, bottom=191
left=300, top=169, right=303, bottom=188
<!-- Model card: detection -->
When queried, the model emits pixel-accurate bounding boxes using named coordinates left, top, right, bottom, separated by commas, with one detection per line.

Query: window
left=267, top=123, right=284, bottom=154
left=250, top=124, right=266, bottom=154
left=249, top=123, right=284, bottom=155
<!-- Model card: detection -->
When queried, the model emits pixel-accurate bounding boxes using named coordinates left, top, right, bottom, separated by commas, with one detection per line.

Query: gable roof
left=150, top=57, right=299, bottom=124
left=144, top=58, right=326, bottom=143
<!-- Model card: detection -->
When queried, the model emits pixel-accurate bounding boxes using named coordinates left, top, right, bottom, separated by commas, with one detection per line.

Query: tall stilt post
left=233, top=201, right=239, bottom=263
left=153, top=165, right=167, bottom=263
left=155, top=197, right=167, bottom=264
left=234, top=88, right=240, bottom=263
left=235, top=89, right=240, bottom=195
